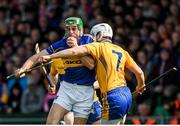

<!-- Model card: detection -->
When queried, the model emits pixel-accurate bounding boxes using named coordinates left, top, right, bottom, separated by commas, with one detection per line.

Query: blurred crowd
left=0, top=0, right=180, bottom=124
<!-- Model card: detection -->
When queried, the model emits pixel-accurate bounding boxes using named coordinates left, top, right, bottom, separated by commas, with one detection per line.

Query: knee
left=74, top=118, right=87, bottom=124
left=46, top=116, right=59, bottom=124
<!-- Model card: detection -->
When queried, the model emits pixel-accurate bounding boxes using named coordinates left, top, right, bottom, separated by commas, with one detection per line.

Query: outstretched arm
left=40, top=46, right=89, bottom=62
left=22, top=49, right=48, bottom=70
left=15, top=50, right=49, bottom=77
left=66, top=37, right=95, bottom=70
left=48, top=67, right=58, bottom=95
left=127, top=63, right=145, bottom=94
left=125, top=51, right=145, bottom=94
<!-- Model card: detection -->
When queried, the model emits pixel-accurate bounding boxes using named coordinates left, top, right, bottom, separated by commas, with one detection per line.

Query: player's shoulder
left=111, top=42, right=124, bottom=50
left=81, top=34, right=94, bottom=41
left=83, top=34, right=93, bottom=39
left=53, top=37, right=67, bottom=43
left=104, top=42, right=126, bottom=52
left=80, top=34, right=94, bottom=44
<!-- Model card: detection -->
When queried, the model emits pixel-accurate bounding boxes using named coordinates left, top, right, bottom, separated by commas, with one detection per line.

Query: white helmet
left=90, top=23, right=113, bottom=38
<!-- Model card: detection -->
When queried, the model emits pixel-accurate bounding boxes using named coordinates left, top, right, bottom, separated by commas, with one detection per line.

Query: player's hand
left=39, top=55, right=51, bottom=63
left=136, top=84, right=146, bottom=95
left=48, top=84, right=56, bottom=95
left=67, top=36, right=78, bottom=47
left=14, top=68, right=26, bottom=78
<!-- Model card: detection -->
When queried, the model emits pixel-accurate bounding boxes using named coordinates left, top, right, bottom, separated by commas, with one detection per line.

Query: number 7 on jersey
left=112, top=50, right=122, bottom=71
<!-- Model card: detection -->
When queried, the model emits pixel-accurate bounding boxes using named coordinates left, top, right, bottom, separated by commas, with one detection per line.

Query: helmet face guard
left=65, top=17, right=83, bottom=29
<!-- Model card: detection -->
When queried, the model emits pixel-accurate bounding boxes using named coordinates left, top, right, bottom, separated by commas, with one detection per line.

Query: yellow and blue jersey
left=84, top=42, right=134, bottom=120
left=50, top=57, right=101, bottom=124
left=50, top=58, right=65, bottom=75
left=46, top=34, right=96, bottom=86
left=50, top=58, right=65, bottom=81
left=84, top=41, right=136, bottom=93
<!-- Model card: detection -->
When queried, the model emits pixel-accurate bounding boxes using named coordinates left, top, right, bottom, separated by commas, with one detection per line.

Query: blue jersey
left=46, top=34, right=96, bottom=86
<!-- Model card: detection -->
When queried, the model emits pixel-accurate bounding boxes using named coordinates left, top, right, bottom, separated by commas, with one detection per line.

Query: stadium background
left=0, top=0, right=180, bottom=124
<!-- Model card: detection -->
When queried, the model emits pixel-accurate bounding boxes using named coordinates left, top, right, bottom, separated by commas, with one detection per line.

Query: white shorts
left=53, top=81, right=94, bottom=118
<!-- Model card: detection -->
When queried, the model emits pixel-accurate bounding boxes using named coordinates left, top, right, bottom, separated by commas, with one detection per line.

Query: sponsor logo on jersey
left=65, top=60, right=82, bottom=64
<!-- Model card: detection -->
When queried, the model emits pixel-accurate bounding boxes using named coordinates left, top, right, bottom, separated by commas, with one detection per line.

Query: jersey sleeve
left=84, top=42, right=100, bottom=59
left=46, top=38, right=67, bottom=54
left=50, top=59, right=65, bottom=75
left=79, top=34, right=94, bottom=45
left=125, top=51, right=137, bottom=67
left=50, top=61, right=57, bottom=76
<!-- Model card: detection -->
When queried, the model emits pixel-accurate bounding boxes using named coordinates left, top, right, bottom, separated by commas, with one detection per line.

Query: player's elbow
left=70, top=47, right=81, bottom=56
left=29, top=54, right=39, bottom=64
left=82, top=61, right=95, bottom=70
left=136, top=69, right=144, bottom=77
left=71, top=46, right=88, bottom=56
left=71, top=50, right=79, bottom=56
left=87, top=59, right=96, bottom=70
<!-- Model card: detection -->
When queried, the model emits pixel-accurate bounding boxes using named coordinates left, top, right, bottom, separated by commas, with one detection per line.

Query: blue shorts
left=86, top=101, right=101, bottom=124
left=102, top=86, right=132, bottom=120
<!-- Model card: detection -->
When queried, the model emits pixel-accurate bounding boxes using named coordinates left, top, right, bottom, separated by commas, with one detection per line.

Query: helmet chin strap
left=79, top=29, right=83, bottom=37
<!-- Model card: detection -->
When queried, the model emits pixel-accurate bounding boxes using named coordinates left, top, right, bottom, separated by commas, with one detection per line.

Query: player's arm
left=127, top=64, right=145, bottom=94
left=125, top=51, right=145, bottom=94
left=80, top=55, right=95, bottom=70
left=48, top=64, right=58, bottom=94
left=40, top=46, right=89, bottom=62
left=15, top=39, right=65, bottom=77
left=67, top=37, right=95, bottom=70
left=49, top=72, right=57, bottom=85
left=93, top=80, right=99, bottom=89
left=49, top=64, right=58, bottom=85
left=15, top=50, right=49, bottom=77
left=80, top=42, right=100, bottom=70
